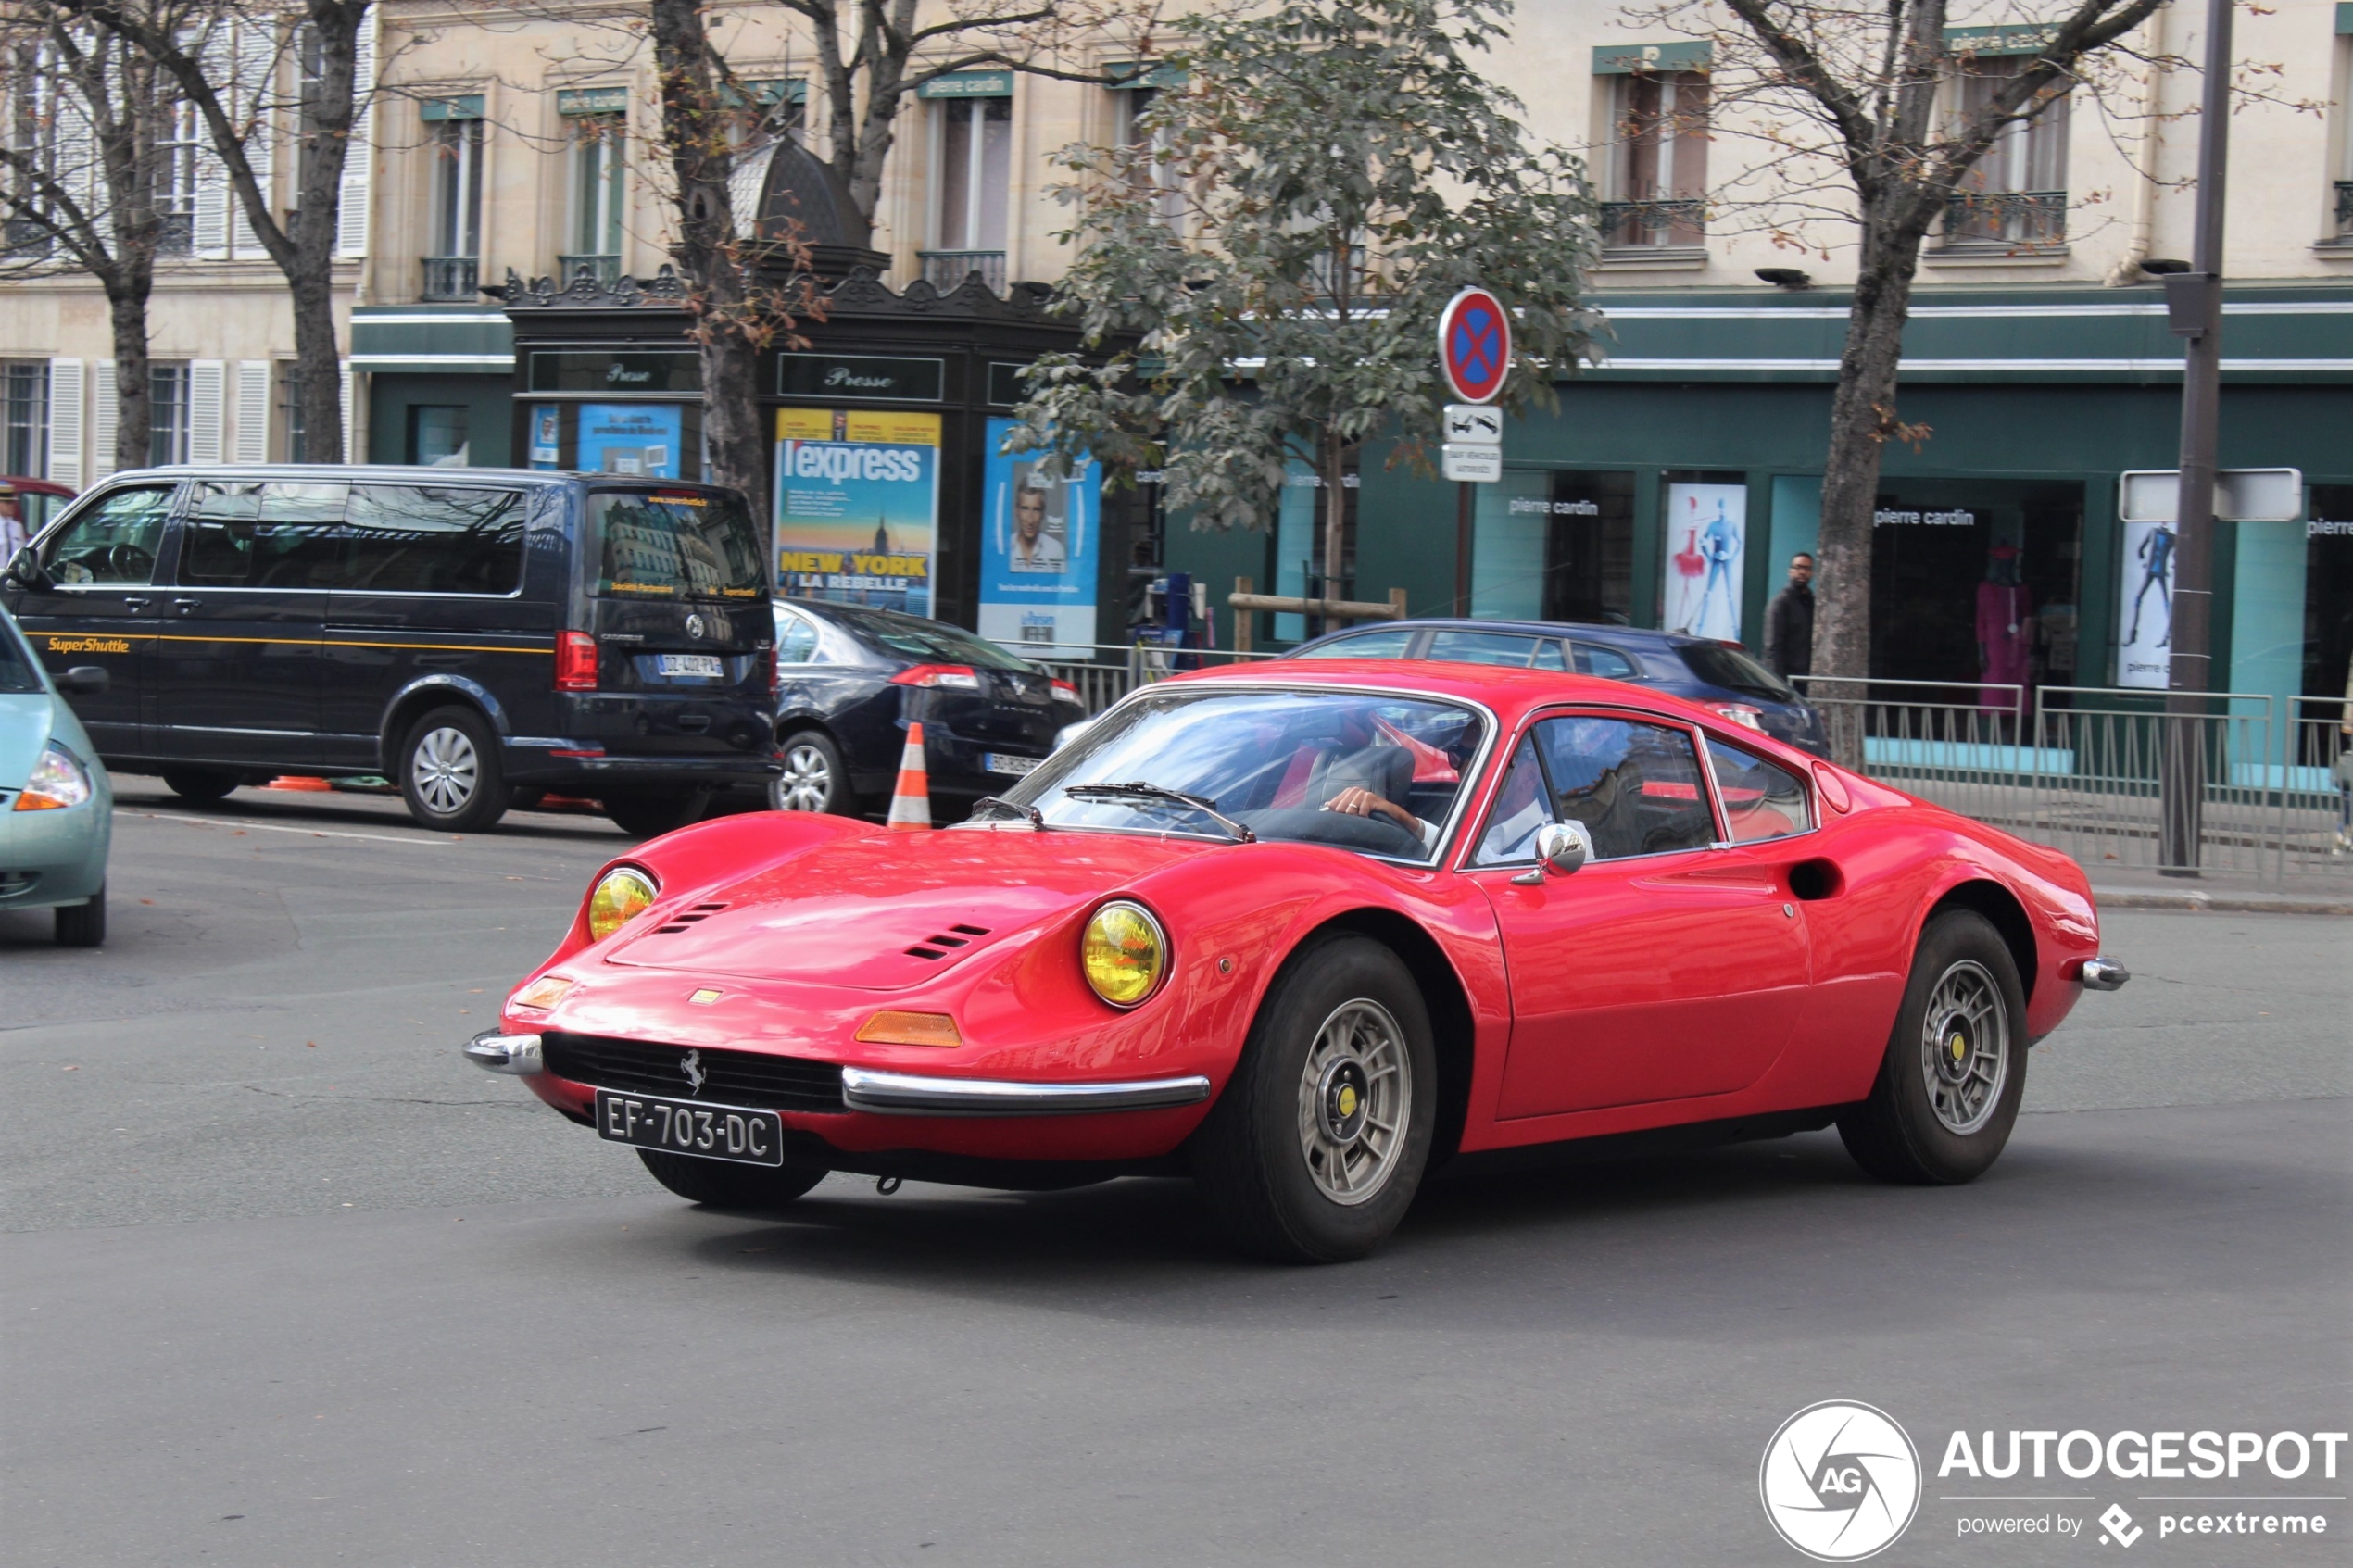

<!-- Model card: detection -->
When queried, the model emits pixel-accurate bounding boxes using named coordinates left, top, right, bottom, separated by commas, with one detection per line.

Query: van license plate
left=658, top=654, right=725, bottom=679
left=984, top=753, right=1039, bottom=776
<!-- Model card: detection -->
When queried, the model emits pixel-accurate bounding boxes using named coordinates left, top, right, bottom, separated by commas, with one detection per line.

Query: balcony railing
left=154, top=209, right=194, bottom=257
left=3, top=216, right=50, bottom=258
left=918, top=248, right=1006, bottom=295
left=1599, top=198, right=1705, bottom=250
left=2335, top=182, right=2353, bottom=242
left=421, top=256, right=480, bottom=301
left=556, top=253, right=622, bottom=287
left=1939, top=189, right=2066, bottom=250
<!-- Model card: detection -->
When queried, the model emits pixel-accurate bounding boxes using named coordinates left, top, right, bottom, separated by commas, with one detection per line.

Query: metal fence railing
left=1793, top=677, right=2351, bottom=884
left=990, top=641, right=1282, bottom=716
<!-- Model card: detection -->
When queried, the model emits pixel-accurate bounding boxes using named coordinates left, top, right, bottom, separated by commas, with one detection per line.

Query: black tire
left=604, top=790, right=709, bottom=838
left=160, top=768, right=239, bottom=804
left=396, top=705, right=509, bottom=833
left=1838, top=910, right=2029, bottom=1185
left=636, top=1148, right=826, bottom=1210
left=769, top=729, right=855, bottom=815
left=1192, top=935, right=1438, bottom=1263
left=54, top=885, right=105, bottom=947
left=509, top=787, right=548, bottom=812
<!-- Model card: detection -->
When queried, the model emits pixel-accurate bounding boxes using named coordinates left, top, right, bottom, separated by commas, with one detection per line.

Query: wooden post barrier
left=1227, top=579, right=1410, bottom=650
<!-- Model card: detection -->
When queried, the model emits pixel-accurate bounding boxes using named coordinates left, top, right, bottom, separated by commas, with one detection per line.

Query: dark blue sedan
left=1282, top=618, right=1829, bottom=756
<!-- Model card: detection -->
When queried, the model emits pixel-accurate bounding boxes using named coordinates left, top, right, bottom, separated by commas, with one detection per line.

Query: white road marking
left=120, top=809, right=459, bottom=847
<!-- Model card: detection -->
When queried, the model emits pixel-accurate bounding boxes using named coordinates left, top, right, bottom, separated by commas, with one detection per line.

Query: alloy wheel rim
left=774, top=743, right=834, bottom=812
left=1919, top=958, right=2008, bottom=1135
left=413, top=726, right=479, bottom=815
left=1296, top=997, right=1411, bottom=1206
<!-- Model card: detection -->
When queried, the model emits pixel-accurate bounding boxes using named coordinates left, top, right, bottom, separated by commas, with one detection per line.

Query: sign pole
left=1454, top=482, right=1473, bottom=611
left=1438, top=285, right=1510, bottom=611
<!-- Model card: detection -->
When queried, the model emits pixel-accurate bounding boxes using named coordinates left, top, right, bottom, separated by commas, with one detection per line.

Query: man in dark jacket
left=1763, top=553, right=1815, bottom=678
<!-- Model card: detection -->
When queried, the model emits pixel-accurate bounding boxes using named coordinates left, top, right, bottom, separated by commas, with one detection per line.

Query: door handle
left=170, top=596, right=201, bottom=614
left=119, top=596, right=150, bottom=608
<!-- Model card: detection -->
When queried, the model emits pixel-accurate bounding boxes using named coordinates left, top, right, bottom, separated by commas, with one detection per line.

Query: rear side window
left=1705, top=737, right=1811, bottom=843
left=1294, top=627, right=1416, bottom=659
left=1426, top=630, right=1546, bottom=668
left=776, top=611, right=820, bottom=663
left=339, top=486, right=525, bottom=596
left=182, top=482, right=346, bottom=588
left=42, top=485, right=173, bottom=586
left=1569, top=641, right=1639, bottom=681
left=591, top=489, right=765, bottom=601
left=1679, top=641, right=1796, bottom=702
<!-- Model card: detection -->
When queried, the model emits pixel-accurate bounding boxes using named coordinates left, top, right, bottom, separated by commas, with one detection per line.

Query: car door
left=153, top=479, right=339, bottom=769
left=1465, top=710, right=1812, bottom=1119
left=5, top=483, right=178, bottom=759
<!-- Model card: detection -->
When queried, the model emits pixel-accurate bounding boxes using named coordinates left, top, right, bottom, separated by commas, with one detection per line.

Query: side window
left=182, top=482, right=263, bottom=584
left=40, top=485, right=174, bottom=585
left=1530, top=640, right=1568, bottom=671
left=340, top=486, right=525, bottom=595
left=1295, top=627, right=1416, bottom=659
left=1532, top=715, right=1714, bottom=859
left=776, top=612, right=820, bottom=663
left=184, top=482, right=346, bottom=587
left=1426, top=630, right=1542, bottom=667
left=1705, top=737, right=1811, bottom=843
left=1570, top=641, right=1640, bottom=681
left=1471, top=734, right=1551, bottom=865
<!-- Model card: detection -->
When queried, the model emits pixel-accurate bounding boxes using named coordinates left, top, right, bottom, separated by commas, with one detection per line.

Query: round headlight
left=1080, top=900, right=1166, bottom=1007
left=585, top=867, right=658, bottom=940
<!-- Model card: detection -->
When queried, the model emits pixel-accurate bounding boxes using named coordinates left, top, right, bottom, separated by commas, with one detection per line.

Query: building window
left=1944, top=56, right=2070, bottom=249
left=409, top=404, right=470, bottom=466
left=276, top=365, right=308, bottom=463
left=150, top=363, right=191, bottom=466
left=1602, top=70, right=1708, bottom=250
left=1114, top=82, right=1185, bottom=232
left=157, top=99, right=201, bottom=256
left=568, top=111, right=625, bottom=276
left=2335, top=35, right=2353, bottom=243
left=426, top=114, right=484, bottom=293
left=4, top=362, right=48, bottom=477
left=924, top=94, right=1011, bottom=291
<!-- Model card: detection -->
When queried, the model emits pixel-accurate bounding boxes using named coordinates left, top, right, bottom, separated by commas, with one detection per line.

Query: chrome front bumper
left=464, top=1031, right=545, bottom=1074
left=839, top=1066, right=1212, bottom=1117
left=2078, top=956, right=2131, bottom=992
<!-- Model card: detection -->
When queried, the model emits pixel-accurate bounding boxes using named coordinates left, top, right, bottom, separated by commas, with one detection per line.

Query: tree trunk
left=1321, top=428, right=1348, bottom=625
left=105, top=281, right=152, bottom=469
left=287, top=1, right=362, bottom=464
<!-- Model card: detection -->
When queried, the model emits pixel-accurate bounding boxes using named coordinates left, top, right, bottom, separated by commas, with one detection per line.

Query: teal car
left=1, top=603, right=111, bottom=945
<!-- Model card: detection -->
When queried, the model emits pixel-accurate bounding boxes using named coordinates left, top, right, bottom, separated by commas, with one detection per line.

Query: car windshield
left=999, top=687, right=1488, bottom=860
left=0, top=611, right=40, bottom=694
left=1678, top=641, right=1797, bottom=702
left=590, top=488, right=766, bottom=601
left=824, top=604, right=1037, bottom=671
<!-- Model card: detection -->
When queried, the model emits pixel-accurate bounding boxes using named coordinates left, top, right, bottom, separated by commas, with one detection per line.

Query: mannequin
left=1976, top=544, right=2032, bottom=714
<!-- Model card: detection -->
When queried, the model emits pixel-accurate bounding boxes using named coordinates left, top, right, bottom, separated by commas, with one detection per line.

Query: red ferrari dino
left=466, top=659, right=2127, bottom=1261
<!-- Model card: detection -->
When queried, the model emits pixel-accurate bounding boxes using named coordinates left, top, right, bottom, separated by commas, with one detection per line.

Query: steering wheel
left=1240, top=806, right=1428, bottom=858
left=103, top=542, right=155, bottom=582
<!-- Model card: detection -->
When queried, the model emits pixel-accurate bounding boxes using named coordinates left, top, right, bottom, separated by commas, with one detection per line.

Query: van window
left=182, top=482, right=347, bottom=588
left=340, top=486, right=525, bottom=595
left=591, top=488, right=764, bottom=600
left=42, top=485, right=173, bottom=585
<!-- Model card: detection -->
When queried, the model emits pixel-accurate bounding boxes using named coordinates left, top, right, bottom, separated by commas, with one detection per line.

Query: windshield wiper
left=1063, top=781, right=1255, bottom=843
left=969, top=796, right=1044, bottom=828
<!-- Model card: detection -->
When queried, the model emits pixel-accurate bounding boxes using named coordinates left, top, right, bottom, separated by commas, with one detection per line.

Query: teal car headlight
left=13, top=743, right=94, bottom=811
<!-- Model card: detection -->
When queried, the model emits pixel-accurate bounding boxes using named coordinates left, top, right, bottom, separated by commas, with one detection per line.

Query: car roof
left=0, top=476, right=76, bottom=498
left=77, top=465, right=740, bottom=489
left=1297, top=617, right=1703, bottom=650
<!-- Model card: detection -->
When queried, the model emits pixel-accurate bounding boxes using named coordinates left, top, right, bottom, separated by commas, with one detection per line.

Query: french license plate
left=595, top=1089, right=784, bottom=1166
left=658, top=653, right=725, bottom=679
left=984, top=752, right=1039, bottom=776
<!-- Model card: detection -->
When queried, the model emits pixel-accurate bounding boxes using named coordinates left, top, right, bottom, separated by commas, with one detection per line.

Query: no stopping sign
left=1438, top=286, right=1511, bottom=405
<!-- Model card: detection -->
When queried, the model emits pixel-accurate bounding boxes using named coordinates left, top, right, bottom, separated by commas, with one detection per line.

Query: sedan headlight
left=1080, top=900, right=1167, bottom=1007
left=585, top=866, right=658, bottom=940
left=12, top=743, right=93, bottom=811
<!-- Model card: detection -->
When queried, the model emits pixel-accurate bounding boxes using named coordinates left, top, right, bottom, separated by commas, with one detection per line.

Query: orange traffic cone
left=268, top=775, right=333, bottom=792
left=886, top=722, right=932, bottom=830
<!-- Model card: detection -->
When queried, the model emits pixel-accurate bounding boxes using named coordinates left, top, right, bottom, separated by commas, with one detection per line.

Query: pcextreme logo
left=1760, top=1400, right=1924, bottom=1562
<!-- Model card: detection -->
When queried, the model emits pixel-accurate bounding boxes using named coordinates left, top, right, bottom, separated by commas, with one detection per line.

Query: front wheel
left=636, top=1148, right=826, bottom=1210
left=54, top=885, right=106, bottom=947
left=398, top=706, right=509, bottom=833
left=1192, top=935, right=1437, bottom=1263
left=1838, top=909, right=2029, bottom=1185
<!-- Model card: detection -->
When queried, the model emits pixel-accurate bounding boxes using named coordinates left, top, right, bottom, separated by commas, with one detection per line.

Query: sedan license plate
left=984, top=752, right=1039, bottom=777
left=658, top=653, right=725, bottom=679
left=595, top=1089, right=784, bottom=1166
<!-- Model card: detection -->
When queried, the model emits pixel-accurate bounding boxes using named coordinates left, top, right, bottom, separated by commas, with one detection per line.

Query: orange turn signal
left=854, top=1010, right=963, bottom=1048
left=510, top=974, right=575, bottom=1011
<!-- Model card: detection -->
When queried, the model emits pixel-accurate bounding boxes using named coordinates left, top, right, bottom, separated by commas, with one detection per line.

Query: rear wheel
left=604, top=790, right=709, bottom=838
left=1838, top=910, right=2029, bottom=1185
left=1192, top=935, right=1437, bottom=1263
left=769, top=730, right=853, bottom=814
left=54, top=886, right=106, bottom=947
left=636, top=1148, right=826, bottom=1210
left=161, top=768, right=239, bottom=805
left=397, top=706, right=508, bottom=833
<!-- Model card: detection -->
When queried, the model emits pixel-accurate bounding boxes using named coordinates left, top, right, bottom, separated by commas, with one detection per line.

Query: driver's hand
left=1323, top=786, right=1411, bottom=830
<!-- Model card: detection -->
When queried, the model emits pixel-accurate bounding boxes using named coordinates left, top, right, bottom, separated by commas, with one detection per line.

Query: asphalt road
left=2, top=783, right=2347, bottom=1566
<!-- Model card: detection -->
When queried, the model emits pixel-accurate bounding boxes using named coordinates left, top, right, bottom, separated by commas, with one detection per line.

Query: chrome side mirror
left=1535, top=820, right=1592, bottom=876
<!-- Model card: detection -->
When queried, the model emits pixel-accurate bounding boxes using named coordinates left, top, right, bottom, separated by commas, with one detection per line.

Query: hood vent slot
left=652, top=901, right=730, bottom=935
left=904, top=922, right=991, bottom=960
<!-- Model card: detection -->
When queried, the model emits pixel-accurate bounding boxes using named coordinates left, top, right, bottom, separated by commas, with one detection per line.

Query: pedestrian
left=2334, top=654, right=2352, bottom=856
left=1763, top=552, right=1815, bottom=680
left=0, top=487, right=26, bottom=567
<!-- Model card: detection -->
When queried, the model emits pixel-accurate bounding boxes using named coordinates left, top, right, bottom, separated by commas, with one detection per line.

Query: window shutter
left=194, top=26, right=234, bottom=257
left=231, top=21, right=278, bottom=257
left=340, top=360, right=358, bottom=462
left=46, top=360, right=84, bottom=490
left=91, top=362, right=118, bottom=479
left=53, top=71, right=97, bottom=229
left=334, top=10, right=377, bottom=259
left=189, top=360, right=226, bottom=463
left=234, top=361, right=271, bottom=461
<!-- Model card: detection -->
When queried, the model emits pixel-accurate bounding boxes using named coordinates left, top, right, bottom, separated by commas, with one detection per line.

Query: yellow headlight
left=585, top=867, right=657, bottom=940
left=1081, top=900, right=1166, bottom=1007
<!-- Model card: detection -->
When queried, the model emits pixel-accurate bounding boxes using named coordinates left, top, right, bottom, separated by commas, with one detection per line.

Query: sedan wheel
left=768, top=730, right=850, bottom=815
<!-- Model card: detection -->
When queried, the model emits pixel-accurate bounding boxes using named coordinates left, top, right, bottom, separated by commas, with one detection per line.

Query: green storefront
left=350, top=304, right=517, bottom=469
left=1166, top=282, right=2353, bottom=726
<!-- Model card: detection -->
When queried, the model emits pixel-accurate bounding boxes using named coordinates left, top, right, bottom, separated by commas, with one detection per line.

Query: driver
left=1322, top=783, right=1438, bottom=848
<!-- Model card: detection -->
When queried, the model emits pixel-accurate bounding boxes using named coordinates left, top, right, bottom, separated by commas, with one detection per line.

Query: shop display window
left=1866, top=480, right=2082, bottom=706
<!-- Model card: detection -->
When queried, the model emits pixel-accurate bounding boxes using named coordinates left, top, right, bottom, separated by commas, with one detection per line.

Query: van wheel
left=397, top=706, right=509, bottom=833
left=770, top=731, right=852, bottom=814
left=161, top=769, right=239, bottom=804
left=604, top=790, right=708, bottom=838
left=54, top=886, right=106, bottom=947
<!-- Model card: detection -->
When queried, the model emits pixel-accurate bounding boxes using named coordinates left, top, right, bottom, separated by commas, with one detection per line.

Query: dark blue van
left=0, top=467, right=777, bottom=834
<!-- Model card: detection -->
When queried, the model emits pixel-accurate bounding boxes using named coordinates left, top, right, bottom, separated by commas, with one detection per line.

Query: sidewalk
left=2082, top=861, right=2353, bottom=917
